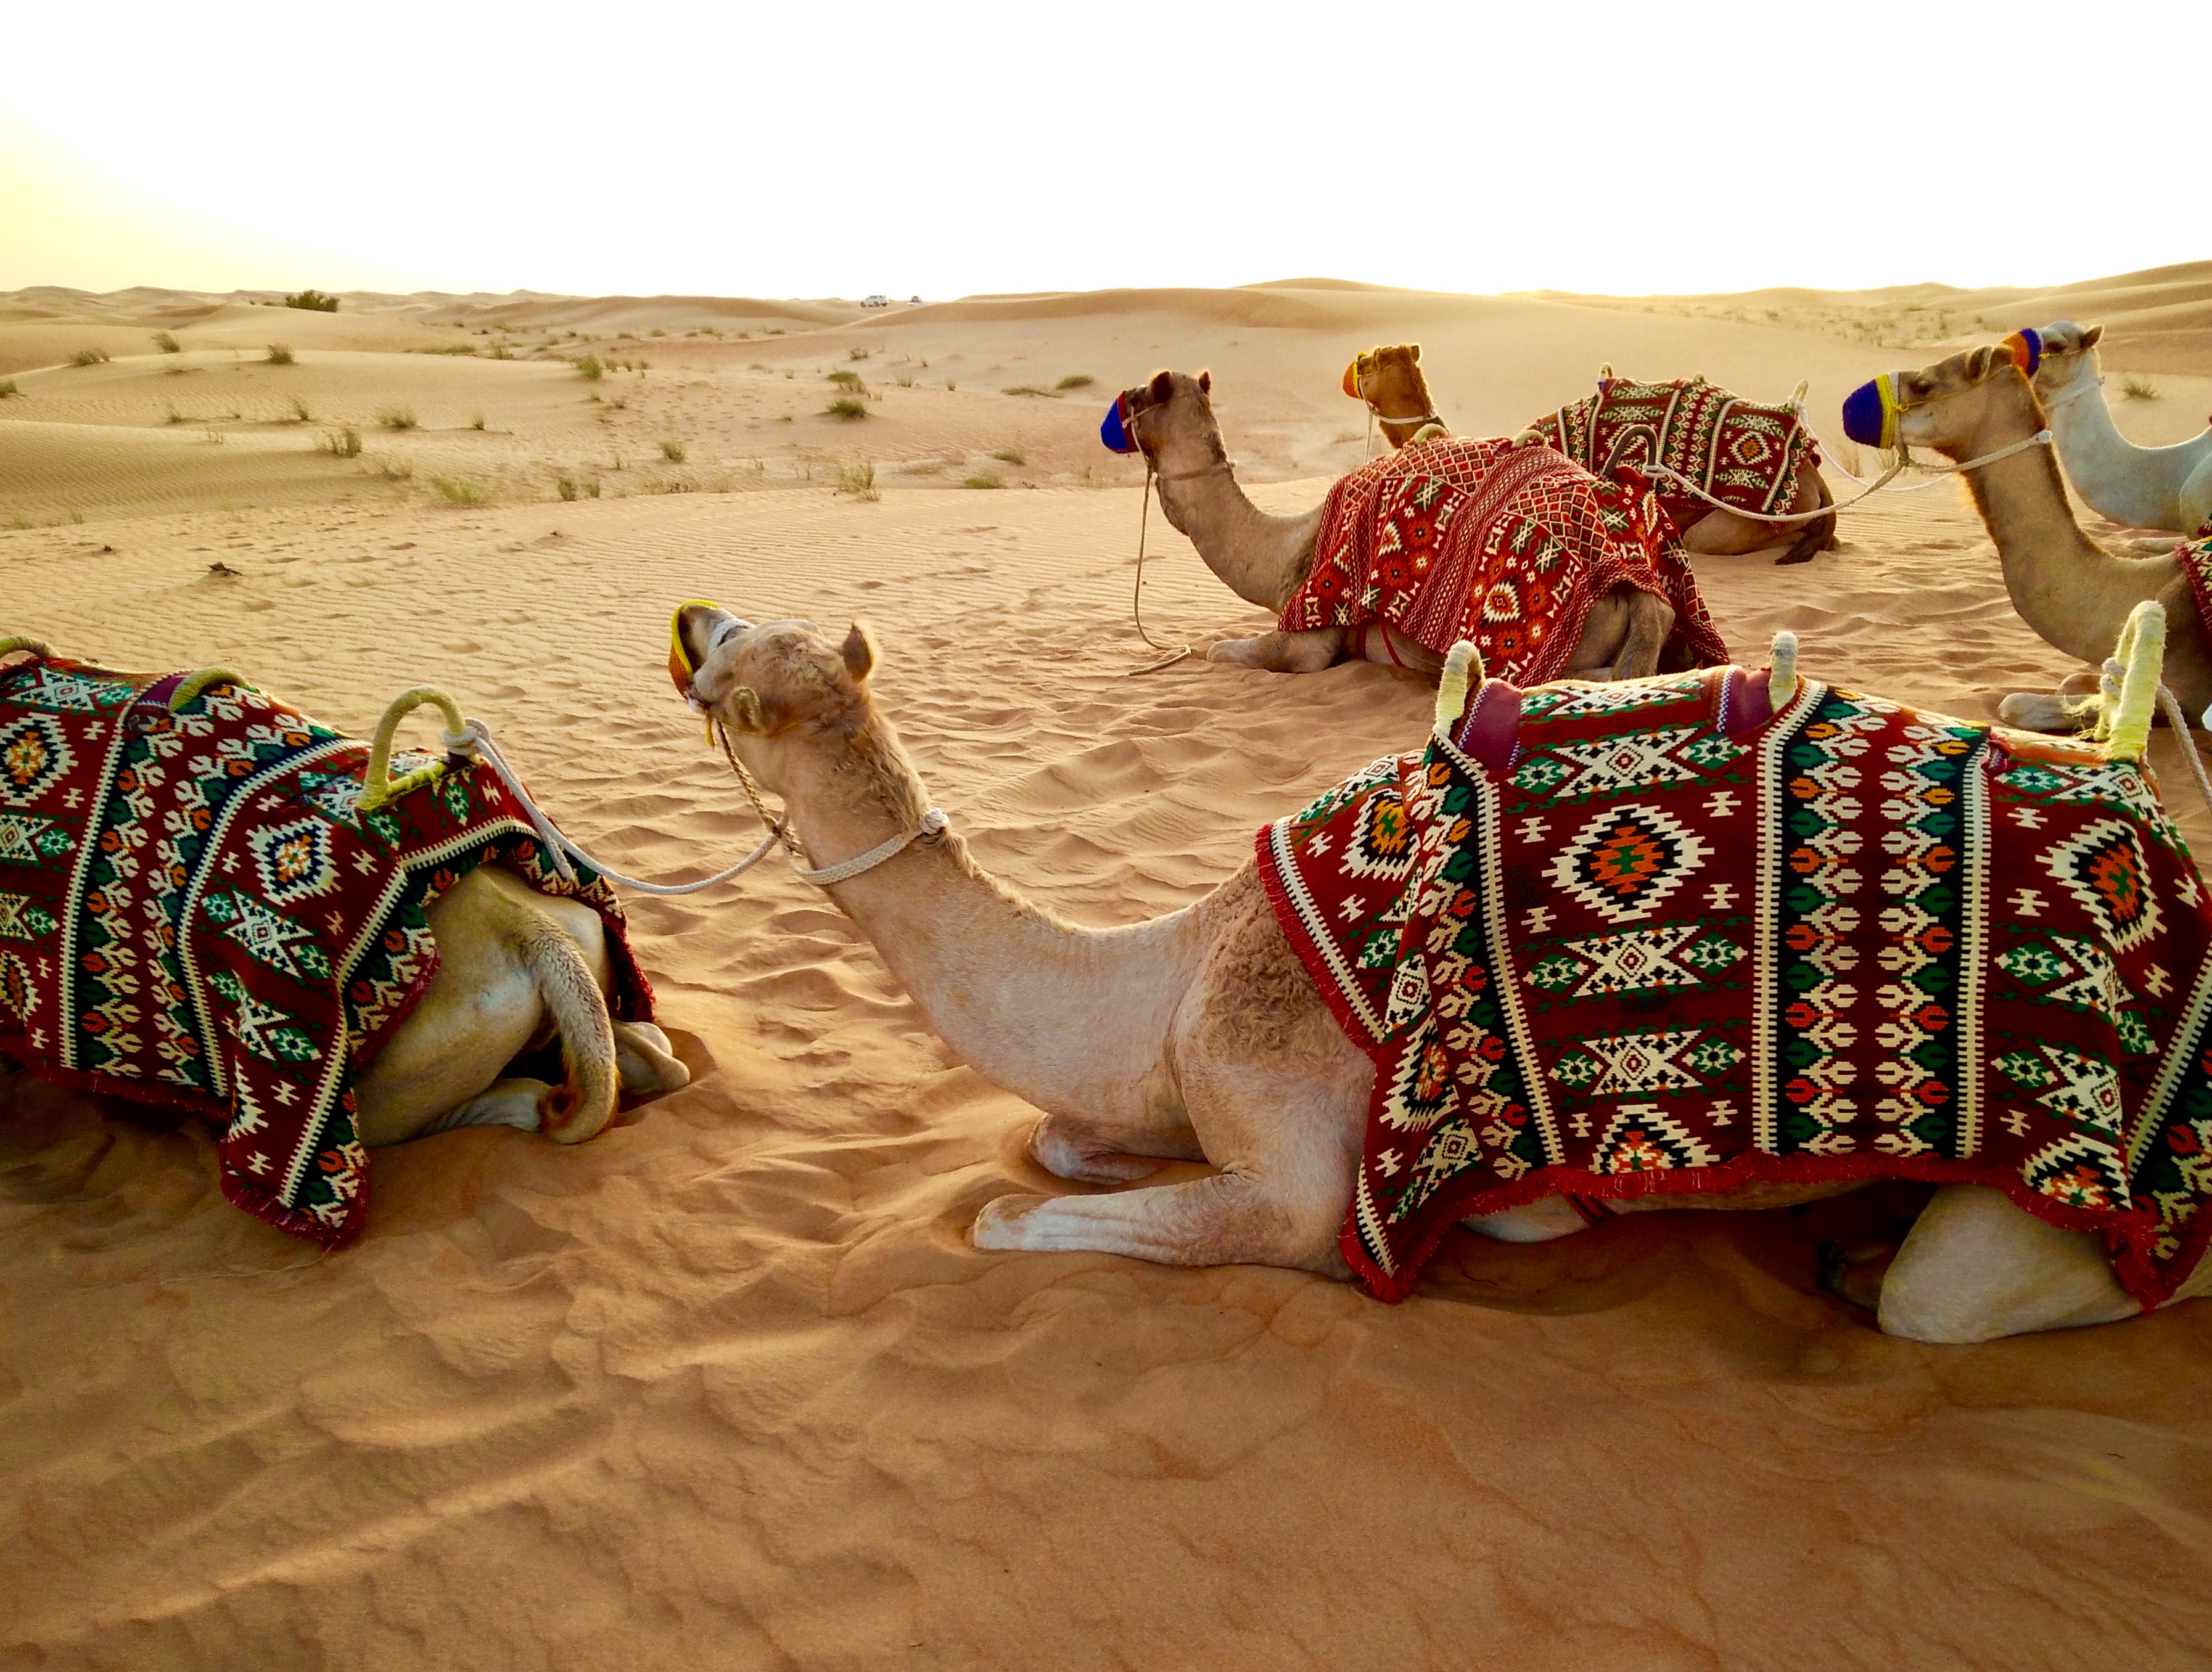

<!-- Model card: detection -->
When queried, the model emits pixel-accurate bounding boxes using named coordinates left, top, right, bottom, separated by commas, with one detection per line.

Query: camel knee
left=1207, top=629, right=1341, bottom=674
left=1877, top=1186, right=2140, bottom=1343
left=1027, top=1113, right=1163, bottom=1184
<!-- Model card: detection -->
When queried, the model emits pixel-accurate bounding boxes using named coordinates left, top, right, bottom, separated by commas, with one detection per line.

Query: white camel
left=0, top=640, right=689, bottom=1152
left=671, top=600, right=2211, bottom=1341
left=2034, top=320, right=2212, bottom=534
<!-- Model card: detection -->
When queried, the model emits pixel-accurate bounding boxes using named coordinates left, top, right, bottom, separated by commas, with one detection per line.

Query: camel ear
left=1198, top=369, right=1211, bottom=395
left=726, top=687, right=767, bottom=734
left=840, top=619, right=876, bottom=683
left=1148, top=370, right=1175, bottom=403
left=2082, top=324, right=2103, bottom=349
left=1410, top=343, right=1421, bottom=363
left=1966, top=345, right=2002, bottom=382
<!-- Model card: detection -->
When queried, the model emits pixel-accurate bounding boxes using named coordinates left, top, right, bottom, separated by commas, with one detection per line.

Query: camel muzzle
left=1100, top=393, right=1138, bottom=454
left=1841, top=374, right=1902, bottom=450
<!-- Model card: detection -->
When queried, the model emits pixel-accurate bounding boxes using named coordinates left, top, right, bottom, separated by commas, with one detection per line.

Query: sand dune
left=4, top=272, right=2212, bottom=1669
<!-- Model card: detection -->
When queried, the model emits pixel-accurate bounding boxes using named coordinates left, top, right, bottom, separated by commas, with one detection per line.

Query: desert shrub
left=1002, top=385, right=1055, bottom=398
left=166, top=404, right=186, bottom=425
left=574, top=354, right=604, bottom=380
left=827, top=369, right=863, bottom=388
left=585, top=479, right=601, bottom=497
left=376, top=458, right=413, bottom=481
left=1056, top=374, right=1094, bottom=390
left=556, top=473, right=579, bottom=501
left=289, top=396, right=313, bottom=423
left=658, top=439, right=686, bottom=462
left=2121, top=374, right=2161, bottom=401
left=417, top=341, right=478, bottom=356
left=152, top=332, right=181, bottom=354
left=487, top=341, right=512, bottom=359
left=963, top=472, right=1004, bottom=490
left=838, top=459, right=878, bottom=500
left=991, top=445, right=1026, bottom=465
left=0, top=379, right=18, bottom=399
left=376, top=406, right=417, bottom=430
left=70, top=346, right=110, bottom=367
left=849, top=348, right=870, bottom=361
left=319, top=426, right=361, bottom=457
left=896, top=375, right=914, bottom=388
left=649, top=328, right=665, bottom=338
left=471, top=412, right=487, bottom=430
left=945, top=380, right=956, bottom=391
left=284, top=289, right=340, bottom=312
left=265, top=343, right=294, bottom=365
left=432, top=476, right=488, bottom=504
left=827, top=398, right=868, bottom=420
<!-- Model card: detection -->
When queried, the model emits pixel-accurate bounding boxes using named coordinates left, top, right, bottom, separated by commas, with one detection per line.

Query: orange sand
left=4, top=271, right=2211, bottom=1670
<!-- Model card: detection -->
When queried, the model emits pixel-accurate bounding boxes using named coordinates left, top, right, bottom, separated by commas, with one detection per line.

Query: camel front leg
left=1207, top=626, right=1345, bottom=673
left=1875, top=1185, right=2140, bottom=1343
left=972, top=1169, right=1347, bottom=1276
left=1997, top=667, right=2103, bottom=734
left=1028, top=1105, right=1203, bottom=1184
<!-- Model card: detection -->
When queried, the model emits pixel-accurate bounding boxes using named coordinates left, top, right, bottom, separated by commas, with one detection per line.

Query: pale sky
left=5, top=0, right=2204, bottom=300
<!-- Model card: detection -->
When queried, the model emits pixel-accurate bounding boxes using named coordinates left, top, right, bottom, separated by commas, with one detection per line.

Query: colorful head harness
left=2002, top=327, right=2043, bottom=378
left=1840, top=374, right=1904, bottom=449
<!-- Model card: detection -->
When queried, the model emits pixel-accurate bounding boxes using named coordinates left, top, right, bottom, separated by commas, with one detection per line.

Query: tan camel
left=2031, top=321, right=2212, bottom=534
left=1119, top=369, right=1675, bottom=680
left=1344, top=344, right=1838, bottom=565
left=0, top=643, right=689, bottom=1151
left=670, top=600, right=2210, bottom=1340
left=1859, top=345, right=2212, bottom=733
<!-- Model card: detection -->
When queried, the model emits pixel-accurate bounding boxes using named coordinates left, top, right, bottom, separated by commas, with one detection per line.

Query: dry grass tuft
left=152, top=332, right=181, bottom=354
left=265, top=343, right=294, bottom=365
left=1001, top=385, right=1056, bottom=398
left=376, top=406, right=417, bottom=430
left=837, top=460, right=878, bottom=500
left=284, top=289, right=339, bottom=313
left=319, top=427, right=363, bottom=458
left=827, top=398, right=869, bottom=420
left=432, top=476, right=489, bottom=504
left=991, top=446, right=1026, bottom=465
left=2121, top=374, right=2161, bottom=401
left=963, top=471, right=1005, bottom=490
left=69, top=347, right=111, bottom=368
left=1056, top=374, right=1094, bottom=390
left=658, top=439, right=686, bottom=462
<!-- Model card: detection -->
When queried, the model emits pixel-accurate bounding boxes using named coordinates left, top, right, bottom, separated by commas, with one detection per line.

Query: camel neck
left=1152, top=457, right=1325, bottom=612
left=1959, top=406, right=2169, bottom=665
left=2046, top=364, right=2205, bottom=528
left=773, top=735, right=1201, bottom=1126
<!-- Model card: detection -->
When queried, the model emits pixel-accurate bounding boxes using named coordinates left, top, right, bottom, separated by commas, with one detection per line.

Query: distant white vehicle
left=860, top=294, right=889, bottom=309
left=908, top=295, right=923, bottom=306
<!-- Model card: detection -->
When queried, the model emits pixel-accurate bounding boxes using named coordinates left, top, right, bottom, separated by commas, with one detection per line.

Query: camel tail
left=1776, top=469, right=1838, bottom=567
left=517, top=911, right=620, bottom=1143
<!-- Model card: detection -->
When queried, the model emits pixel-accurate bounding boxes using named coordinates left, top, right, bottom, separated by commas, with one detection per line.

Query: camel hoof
left=1997, top=692, right=2089, bottom=734
left=1819, top=1239, right=1897, bottom=1314
left=971, top=1192, right=1050, bottom=1249
left=615, top=1020, right=690, bottom=1094
left=1773, top=547, right=1817, bottom=567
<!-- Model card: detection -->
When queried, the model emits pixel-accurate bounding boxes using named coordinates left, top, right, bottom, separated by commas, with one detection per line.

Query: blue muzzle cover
left=1841, top=375, right=1901, bottom=450
left=1100, top=395, right=1137, bottom=454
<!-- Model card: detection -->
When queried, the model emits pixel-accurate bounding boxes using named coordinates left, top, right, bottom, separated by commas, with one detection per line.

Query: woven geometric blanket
left=1527, top=374, right=1819, bottom=536
left=0, top=655, right=652, bottom=1247
left=1257, top=663, right=2212, bottom=1305
left=2174, top=530, right=2212, bottom=644
left=1278, top=436, right=1729, bottom=684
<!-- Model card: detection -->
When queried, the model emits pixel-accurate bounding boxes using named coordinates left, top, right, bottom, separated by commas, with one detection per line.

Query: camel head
left=1103, top=369, right=1222, bottom=471
left=2029, top=319, right=2105, bottom=405
left=1343, top=343, right=1432, bottom=425
left=1840, top=342, right=2043, bottom=460
left=670, top=602, right=899, bottom=802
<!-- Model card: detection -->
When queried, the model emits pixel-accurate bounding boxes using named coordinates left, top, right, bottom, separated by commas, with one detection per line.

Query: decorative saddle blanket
left=1526, top=375, right=1819, bottom=536
left=1257, top=663, right=2212, bottom=1305
left=1278, top=436, right=1729, bottom=684
left=0, top=655, right=652, bottom=1248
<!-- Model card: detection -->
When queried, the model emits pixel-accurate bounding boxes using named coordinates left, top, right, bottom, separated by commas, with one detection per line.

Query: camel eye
left=1907, top=375, right=1934, bottom=396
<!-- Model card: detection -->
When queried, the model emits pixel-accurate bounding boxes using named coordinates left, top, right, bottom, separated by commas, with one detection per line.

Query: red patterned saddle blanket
left=1526, top=374, right=1818, bottom=535
left=1257, top=663, right=2212, bottom=1304
left=1277, top=436, right=1729, bottom=684
left=0, top=655, right=652, bottom=1247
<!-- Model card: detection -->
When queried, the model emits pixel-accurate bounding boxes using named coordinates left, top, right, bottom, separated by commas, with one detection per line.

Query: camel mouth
left=1099, top=393, right=1138, bottom=454
left=1840, top=375, right=1901, bottom=450
left=670, top=601, right=750, bottom=707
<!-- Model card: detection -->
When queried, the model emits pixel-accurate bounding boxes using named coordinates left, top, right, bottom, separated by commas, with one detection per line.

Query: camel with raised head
left=1344, top=343, right=1839, bottom=565
left=0, top=640, right=689, bottom=1160
left=1112, top=369, right=1679, bottom=680
left=2031, top=320, right=2212, bottom=534
left=1841, top=344, right=2212, bottom=733
left=670, top=600, right=2212, bottom=1340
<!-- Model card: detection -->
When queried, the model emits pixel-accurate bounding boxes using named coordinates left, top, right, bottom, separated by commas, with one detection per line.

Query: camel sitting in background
left=1344, top=343, right=1838, bottom=565
left=2031, top=321, right=2212, bottom=535
left=1108, top=369, right=1703, bottom=681
left=1840, top=344, right=2212, bottom=734
left=670, top=600, right=2212, bottom=1339
left=0, top=639, right=689, bottom=1242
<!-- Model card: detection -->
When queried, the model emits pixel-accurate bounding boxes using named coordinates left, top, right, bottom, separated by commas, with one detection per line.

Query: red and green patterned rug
left=1278, top=436, right=1728, bottom=684
left=0, top=654, right=652, bottom=1247
left=1259, top=663, right=2212, bottom=1304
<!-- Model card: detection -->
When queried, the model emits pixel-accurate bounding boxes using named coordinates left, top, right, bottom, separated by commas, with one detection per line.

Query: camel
left=1840, top=344, right=2212, bottom=734
left=1344, top=344, right=1839, bottom=565
left=1108, top=369, right=1679, bottom=680
left=2031, top=321, right=2212, bottom=535
left=0, top=640, right=689, bottom=1169
left=669, top=599, right=2212, bottom=1340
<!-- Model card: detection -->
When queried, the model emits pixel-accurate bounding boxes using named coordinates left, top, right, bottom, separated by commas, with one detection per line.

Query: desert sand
left=4, top=266, right=2212, bottom=1670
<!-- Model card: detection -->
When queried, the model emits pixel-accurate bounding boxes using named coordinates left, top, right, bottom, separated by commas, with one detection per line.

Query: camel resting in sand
left=1840, top=343, right=2212, bottom=734
left=672, top=600, right=2212, bottom=1340
left=0, top=639, right=689, bottom=1234
left=1106, top=369, right=1686, bottom=681
left=2029, top=321, right=2212, bottom=535
left=1346, top=343, right=1838, bottom=565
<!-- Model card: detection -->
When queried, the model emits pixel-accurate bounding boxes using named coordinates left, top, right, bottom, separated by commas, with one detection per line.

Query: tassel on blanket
left=1769, top=630, right=1798, bottom=708
left=1434, top=641, right=1482, bottom=736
